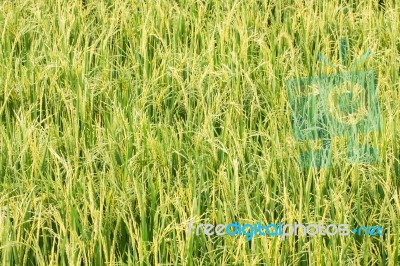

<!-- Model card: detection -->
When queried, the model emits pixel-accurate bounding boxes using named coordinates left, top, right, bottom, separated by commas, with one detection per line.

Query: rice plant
left=0, top=0, right=398, bottom=265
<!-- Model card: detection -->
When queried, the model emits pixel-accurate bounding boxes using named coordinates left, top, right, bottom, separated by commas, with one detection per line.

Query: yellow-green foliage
left=0, top=0, right=398, bottom=265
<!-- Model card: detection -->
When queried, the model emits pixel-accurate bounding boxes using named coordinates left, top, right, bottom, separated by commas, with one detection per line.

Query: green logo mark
left=286, top=39, right=381, bottom=168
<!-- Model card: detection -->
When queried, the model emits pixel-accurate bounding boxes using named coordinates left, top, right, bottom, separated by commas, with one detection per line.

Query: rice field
left=0, top=0, right=399, bottom=265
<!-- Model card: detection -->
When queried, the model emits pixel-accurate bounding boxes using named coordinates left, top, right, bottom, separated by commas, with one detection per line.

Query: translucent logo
left=286, top=39, right=381, bottom=168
